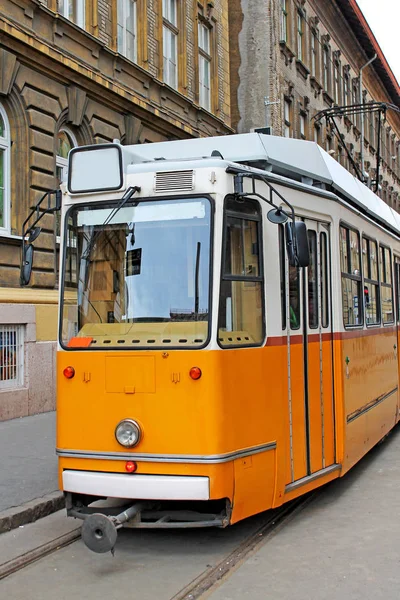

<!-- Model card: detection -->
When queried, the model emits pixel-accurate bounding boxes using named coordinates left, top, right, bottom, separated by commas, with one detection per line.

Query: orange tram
left=22, top=133, right=400, bottom=553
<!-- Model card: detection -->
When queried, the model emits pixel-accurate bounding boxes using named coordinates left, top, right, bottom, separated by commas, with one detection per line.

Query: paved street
left=1, top=424, right=400, bottom=599
left=0, top=412, right=58, bottom=513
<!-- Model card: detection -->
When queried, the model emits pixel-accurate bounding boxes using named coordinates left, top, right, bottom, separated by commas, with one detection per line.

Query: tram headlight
left=115, top=419, right=141, bottom=448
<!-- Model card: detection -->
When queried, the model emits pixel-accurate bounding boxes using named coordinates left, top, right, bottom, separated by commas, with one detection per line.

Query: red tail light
left=63, top=366, right=75, bottom=379
left=125, top=461, right=137, bottom=473
left=189, top=367, right=202, bottom=380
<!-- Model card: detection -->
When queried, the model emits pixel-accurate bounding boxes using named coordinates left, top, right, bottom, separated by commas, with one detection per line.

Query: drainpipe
left=359, top=54, right=377, bottom=182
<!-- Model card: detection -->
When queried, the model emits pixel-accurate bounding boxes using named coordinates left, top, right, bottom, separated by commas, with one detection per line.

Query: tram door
left=285, top=220, right=335, bottom=485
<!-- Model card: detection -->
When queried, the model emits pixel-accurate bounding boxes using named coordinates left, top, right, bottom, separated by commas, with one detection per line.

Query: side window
left=308, top=230, right=318, bottom=329
left=362, top=237, right=380, bottom=325
left=380, top=246, right=394, bottom=324
left=218, top=197, right=264, bottom=347
left=340, top=225, right=362, bottom=326
left=320, top=232, right=329, bottom=328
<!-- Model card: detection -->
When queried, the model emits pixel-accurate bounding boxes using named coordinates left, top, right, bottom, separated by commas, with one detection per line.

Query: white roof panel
left=122, top=133, right=399, bottom=235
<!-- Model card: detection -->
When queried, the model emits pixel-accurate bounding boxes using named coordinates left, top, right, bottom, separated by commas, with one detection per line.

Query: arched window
left=56, top=128, right=77, bottom=187
left=55, top=128, right=77, bottom=242
left=0, top=105, right=10, bottom=233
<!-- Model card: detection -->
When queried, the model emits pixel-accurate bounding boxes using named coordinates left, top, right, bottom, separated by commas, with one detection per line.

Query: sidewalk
left=208, top=426, right=400, bottom=600
left=0, top=411, right=62, bottom=531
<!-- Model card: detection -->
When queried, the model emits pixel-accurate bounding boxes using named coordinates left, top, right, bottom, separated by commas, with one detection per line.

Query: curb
left=0, top=492, right=65, bottom=534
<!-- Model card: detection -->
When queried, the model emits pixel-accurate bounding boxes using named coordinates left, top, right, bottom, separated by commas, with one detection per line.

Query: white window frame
left=297, top=11, right=304, bottom=62
left=280, top=0, right=288, bottom=43
left=300, top=113, right=306, bottom=139
left=117, top=0, right=137, bottom=62
left=163, top=0, right=178, bottom=89
left=0, top=104, right=10, bottom=234
left=58, top=0, right=85, bottom=29
left=198, top=21, right=211, bottom=111
left=284, top=100, right=291, bottom=138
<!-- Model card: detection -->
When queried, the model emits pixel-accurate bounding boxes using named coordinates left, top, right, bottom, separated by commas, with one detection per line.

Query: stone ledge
left=0, top=491, right=64, bottom=534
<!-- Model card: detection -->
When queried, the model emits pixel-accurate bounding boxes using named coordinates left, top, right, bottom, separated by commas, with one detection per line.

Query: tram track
left=0, top=491, right=317, bottom=595
left=170, top=492, right=317, bottom=600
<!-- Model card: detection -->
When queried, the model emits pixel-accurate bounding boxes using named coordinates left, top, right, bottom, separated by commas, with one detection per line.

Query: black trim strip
left=347, top=387, right=398, bottom=424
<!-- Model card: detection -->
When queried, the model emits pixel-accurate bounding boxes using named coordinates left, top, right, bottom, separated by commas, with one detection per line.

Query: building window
left=323, top=45, right=330, bottom=92
left=57, top=0, right=85, bottom=28
left=343, top=69, right=350, bottom=106
left=340, top=225, right=363, bottom=327
left=198, top=21, right=211, bottom=111
left=333, top=61, right=340, bottom=104
left=0, top=105, right=10, bottom=233
left=297, top=10, right=305, bottom=62
left=0, top=325, right=24, bottom=389
left=117, top=0, right=137, bottom=62
left=284, top=99, right=292, bottom=137
left=314, top=124, right=321, bottom=146
left=280, top=0, right=288, bottom=43
left=311, top=29, right=319, bottom=79
left=300, top=112, right=306, bottom=139
left=56, top=129, right=77, bottom=242
left=163, top=0, right=178, bottom=89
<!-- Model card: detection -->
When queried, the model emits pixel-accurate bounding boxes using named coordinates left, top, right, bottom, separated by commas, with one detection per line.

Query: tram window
left=279, top=225, right=286, bottom=329
left=320, top=232, right=329, bottom=328
left=218, top=198, right=264, bottom=347
left=362, top=237, right=380, bottom=325
left=380, top=246, right=394, bottom=324
left=289, top=265, right=300, bottom=330
left=340, top=225, right=362, bottom=327
left=308, top=231, right=318, bottom=329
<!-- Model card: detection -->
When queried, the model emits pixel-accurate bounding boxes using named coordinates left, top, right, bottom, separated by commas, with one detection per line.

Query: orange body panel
left=57, top=325, right=400, bottom=524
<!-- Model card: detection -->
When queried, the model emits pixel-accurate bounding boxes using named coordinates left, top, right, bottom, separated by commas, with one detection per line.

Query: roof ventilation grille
left=155, top=170, right=194, bottom=193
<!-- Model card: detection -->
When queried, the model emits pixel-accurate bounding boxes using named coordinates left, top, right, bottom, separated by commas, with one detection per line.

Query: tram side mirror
left=21, top=243, right=34, bottom=286
left=285, top=221, right=310, bottom=268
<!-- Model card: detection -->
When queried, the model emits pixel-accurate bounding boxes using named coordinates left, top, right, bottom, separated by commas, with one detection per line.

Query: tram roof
left=127, top=133, right=400, bottom=235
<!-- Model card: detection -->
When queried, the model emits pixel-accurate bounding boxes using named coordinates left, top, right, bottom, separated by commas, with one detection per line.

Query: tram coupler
left=81, top=502, right=143, bottom=555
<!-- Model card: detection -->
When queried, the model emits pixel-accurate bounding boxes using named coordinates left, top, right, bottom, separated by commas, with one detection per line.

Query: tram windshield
left=61, top=197, right=212, bottom=349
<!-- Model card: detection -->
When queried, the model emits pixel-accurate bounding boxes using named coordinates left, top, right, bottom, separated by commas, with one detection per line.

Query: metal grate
left=0, top=325, right=24, bottom=389
left=154, top=170, right=194, bottom=193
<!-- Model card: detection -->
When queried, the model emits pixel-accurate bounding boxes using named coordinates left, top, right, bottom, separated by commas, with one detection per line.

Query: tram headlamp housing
left=115, top=419, right=141, bottom=448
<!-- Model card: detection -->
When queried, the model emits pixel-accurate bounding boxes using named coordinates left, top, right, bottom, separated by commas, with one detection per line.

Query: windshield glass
left=61, top=197, right=212, bottom=349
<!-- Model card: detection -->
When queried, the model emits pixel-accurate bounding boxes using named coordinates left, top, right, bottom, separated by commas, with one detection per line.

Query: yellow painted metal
left=57, top=326, right=400, bottom=525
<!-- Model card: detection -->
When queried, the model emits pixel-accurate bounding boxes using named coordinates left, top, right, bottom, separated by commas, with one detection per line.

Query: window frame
left=198, top=19, right=212, bottom=112
left=379, top=243, right=394, bottom=325
left=280, top=0, right=288, bottom=43
left=218, top=196, right=265, bottom=349
left=60, top=193, right=215, bottom=352
left=297, top=9, right=305, bottom=62
left=310, top=29, right=319, bottom=80
left=57, top=0, right=86, bottom=28
left=339, top=222, right=363, bottom=329
left=362, top=235, right=381, bottom=326
left=284, top=98, right=292, bottom=138
left=0, top=104, right=10, bottom=234
left=162, top=0, right=179, bottom=89
left=117, top=0, right=138, bottom=63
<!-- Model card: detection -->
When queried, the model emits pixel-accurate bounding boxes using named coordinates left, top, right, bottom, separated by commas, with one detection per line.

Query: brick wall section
left=98, top=0, right=113, bottom=46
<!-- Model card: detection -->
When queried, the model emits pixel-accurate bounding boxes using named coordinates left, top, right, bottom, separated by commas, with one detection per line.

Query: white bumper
left=62, top=470, right=210, bottom=501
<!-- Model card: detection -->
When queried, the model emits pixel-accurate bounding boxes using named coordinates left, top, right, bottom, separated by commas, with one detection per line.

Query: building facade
left=229, top=0, right=400, bottom=208
left=0, top=0, right=231, bottom=420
